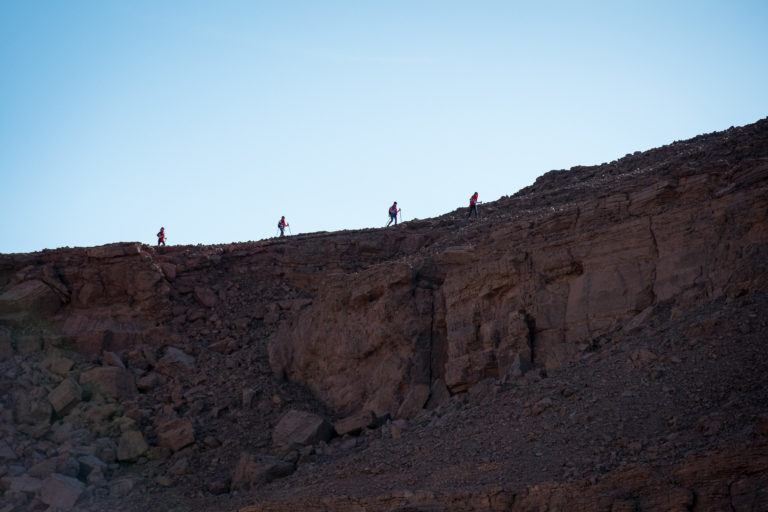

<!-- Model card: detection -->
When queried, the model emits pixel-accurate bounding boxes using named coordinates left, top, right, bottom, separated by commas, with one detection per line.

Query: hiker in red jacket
left=157, top=227, right=166, bottom=246
left=387, top=202, right=400, bottom=227
left=467, top=192, right=479, bottom=218
left=278, top=216, right=289, bottom=237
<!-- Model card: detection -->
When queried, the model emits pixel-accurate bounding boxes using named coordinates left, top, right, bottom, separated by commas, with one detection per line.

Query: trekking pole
left=287, top=225, right=292, bottom=235
left=399, top=208, right=402, bottom=223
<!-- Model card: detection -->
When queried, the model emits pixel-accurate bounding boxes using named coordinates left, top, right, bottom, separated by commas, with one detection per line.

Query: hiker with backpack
left=386, top=202, right=400, bottom=227
left=277, top=216, right=289, bottom=237
left=467, top=192, right=479, bottom=218
left=157, top=227, right=166, bottom=246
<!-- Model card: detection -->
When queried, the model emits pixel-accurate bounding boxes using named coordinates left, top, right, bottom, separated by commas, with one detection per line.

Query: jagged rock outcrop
left=0, top=118, right=766, bottom=511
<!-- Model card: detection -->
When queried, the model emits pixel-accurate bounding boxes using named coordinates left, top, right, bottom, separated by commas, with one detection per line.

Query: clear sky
left=1, top=1, right=767, bottom=253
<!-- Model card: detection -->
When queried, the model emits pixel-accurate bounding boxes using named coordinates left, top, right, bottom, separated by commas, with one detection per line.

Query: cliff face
left=268, top=120, right=768, bottom=417
left=0, top=119, right=767, bottom=512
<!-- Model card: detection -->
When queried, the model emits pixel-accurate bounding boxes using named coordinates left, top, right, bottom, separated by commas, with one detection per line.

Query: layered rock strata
left=0, top=118, right=766, bottom=511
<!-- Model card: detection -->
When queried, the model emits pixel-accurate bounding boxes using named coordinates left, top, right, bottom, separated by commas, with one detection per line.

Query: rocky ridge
left=0, top=118, right=767, bottom=511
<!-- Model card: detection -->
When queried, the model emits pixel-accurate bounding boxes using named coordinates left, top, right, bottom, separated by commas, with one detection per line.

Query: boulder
left=230, top=453, right=295, bottom=491
left=77, top=454, right=107, bottom=477
left=80, top=366, right=136, bottom=400
left=87, top=467, right=107, bottom=487
left=156, top=347, right=196, bottom=377
left=137, top=372, right=165, bottom=392
left=43, top=354, right=75, bottom=375
left=334, top=410, right=376, bottom=436
left=272, top=409, right=333, bottom=451
left=39, top=473, right=84, bottom=510
left=623, top=305, right=655, bottom=332
left=117, top=430, right=149, bottom=461
left=47, top=378, right=82, bottom=415
left=390, top=419, right=408, bottom=439
left=28, top=458, right=57, bottom=478
left=109, top=477, right=135, bottom=498
left=193, top=287, right=218, bottom=308
left=0, top=475, right=42, bottom=494
left=157, top=418, right=195, bottom=452
left=168, top=457, right=189, bottom=476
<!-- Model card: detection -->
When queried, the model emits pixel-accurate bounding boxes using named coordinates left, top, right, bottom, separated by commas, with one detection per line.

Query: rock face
left=0, top=118, right=767, bottom=511
left=268, top=120, right=768, bottom=417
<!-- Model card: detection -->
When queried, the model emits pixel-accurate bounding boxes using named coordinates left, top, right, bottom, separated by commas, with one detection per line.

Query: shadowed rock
left=272, top=409, right=333, bottom=452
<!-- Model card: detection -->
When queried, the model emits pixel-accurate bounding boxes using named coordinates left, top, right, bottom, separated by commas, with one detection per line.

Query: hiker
left=157, top=227, right=166, bottom=246
left=386, top=202, right=400, bottom=227
left=277, top=216, right=289, bottom=237
left=467, top=192, right=479, bottom=218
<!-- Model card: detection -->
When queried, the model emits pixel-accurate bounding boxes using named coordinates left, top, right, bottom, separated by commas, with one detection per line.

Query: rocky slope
left=0, top=118, right=767, bottom=511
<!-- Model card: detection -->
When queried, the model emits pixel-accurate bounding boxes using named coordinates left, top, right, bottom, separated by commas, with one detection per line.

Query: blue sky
left=1, top=1, right=767, bottom=253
